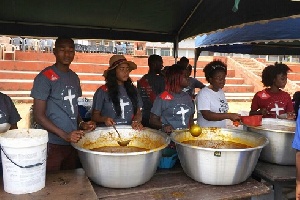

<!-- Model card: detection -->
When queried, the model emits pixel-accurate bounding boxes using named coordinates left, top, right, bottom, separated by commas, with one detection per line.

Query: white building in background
left=74, top=38, right=299, bottom=63
left=145, top=38, right=197, bottom=58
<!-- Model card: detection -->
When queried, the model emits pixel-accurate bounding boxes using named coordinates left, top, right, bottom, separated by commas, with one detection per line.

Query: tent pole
left=194, top=48, right=201, bottom=78
left=173, top=36, right=179, bottom=64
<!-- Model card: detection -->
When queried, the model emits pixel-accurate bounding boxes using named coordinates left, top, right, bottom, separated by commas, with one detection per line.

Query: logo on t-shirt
left=61, top=86, right=77, bottom=118
left=0, top=110, right=7, bottom=124
left=182, top=87, right=190, bottom=93
left=160, top=91, right=173, bottom=100
left=120, top=98, right=130, bottom=119
left=99, top=85, right=108, bottom=92
left=257, top=90, right=271, bottom=99
left=176, top=106, right=190, bottom=125
left=219, top=99, right=229, bottom=113
left=43, top=69, right=59, bottom=81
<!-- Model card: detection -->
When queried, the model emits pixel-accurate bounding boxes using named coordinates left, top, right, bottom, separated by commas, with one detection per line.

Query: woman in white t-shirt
left=195, top=60, right=240, bottom=128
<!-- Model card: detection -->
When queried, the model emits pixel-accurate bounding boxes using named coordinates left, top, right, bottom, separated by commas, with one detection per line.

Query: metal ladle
left=112, top=125, right=131, bottom=146
left=189, top=124, right=202, bottom=137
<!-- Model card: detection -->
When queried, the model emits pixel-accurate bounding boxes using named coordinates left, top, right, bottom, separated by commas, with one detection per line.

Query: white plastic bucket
left=0, top=129, right=48, bottom=194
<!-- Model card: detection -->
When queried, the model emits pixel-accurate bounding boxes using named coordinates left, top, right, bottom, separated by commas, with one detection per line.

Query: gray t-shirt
left=183, top=77, right=205, bottom=97
left=0, top=92, right=21, bottom=124
left=151, top=91, right=194, bottom=130
left=92, top=85, right=142, bottom=126
left=30, top=65, right=82, bottom=145
left=137, top=73, right=165, bottom=125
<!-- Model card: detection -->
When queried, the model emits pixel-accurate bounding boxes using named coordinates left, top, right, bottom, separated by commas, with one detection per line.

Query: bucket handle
left=0, top=146, right=44, bottom=168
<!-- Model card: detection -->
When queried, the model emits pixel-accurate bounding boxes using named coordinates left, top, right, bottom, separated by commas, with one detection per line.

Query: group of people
left=1, top=36, right=300, bottom=178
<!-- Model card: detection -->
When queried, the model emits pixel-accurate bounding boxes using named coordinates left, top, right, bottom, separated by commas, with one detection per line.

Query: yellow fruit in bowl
left=189, top=124, right=202, bottom=137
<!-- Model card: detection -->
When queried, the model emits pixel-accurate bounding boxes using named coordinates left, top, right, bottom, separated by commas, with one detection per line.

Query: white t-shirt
left=195, top=87, right=229, bottom=128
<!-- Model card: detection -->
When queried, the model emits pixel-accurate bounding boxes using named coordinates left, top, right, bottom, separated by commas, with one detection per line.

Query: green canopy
left=1, top=0, right=300, bottom=43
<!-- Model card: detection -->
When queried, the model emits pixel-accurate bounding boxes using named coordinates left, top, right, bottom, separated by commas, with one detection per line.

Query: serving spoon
left=112, top=125, right=131, bottom=146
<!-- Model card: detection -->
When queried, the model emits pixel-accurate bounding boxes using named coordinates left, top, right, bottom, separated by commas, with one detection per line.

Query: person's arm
left=249, top=92, right=268, bottom=116
left=33, top=98, right=83, bottom=142
left=249, top=108, right=268, bottom=116
left=296, top=150, right=300, bottom=200
left=131, top=107, right=143, bottom=130
left=91, top=109, right=114, bottom=126
left=149, top=113, right=172, bottom=133
left=201, top=110, right=240, bottom=122
left=194, top=78, right=205, bottom=89
left=77, top=113, right=96, bottom=131
left=149, top=113, right=162, bottom=130
left=9, top=124, right=18, bottom=129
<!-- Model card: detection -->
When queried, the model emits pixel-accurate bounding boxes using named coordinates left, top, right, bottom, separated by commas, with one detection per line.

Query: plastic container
left=0, top=129, right=48, bottom=194
left=158, top=148, right=178, bottom=169
left=240, top=115, right=262, bottom=126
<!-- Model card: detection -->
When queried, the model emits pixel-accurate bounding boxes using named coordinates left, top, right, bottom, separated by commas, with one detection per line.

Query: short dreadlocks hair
left=164, top=64, right=186, bottom=93
left=203, top=60, right=227, bottom=83
left=261, top=62, right=291, bottom=87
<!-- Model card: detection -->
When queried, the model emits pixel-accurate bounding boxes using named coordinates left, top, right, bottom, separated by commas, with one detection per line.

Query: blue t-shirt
left=292, top=108, right=300, bottom=150
left=92, top=85, right=142, bottom=126
left=151, top=91, right=194, bottom=130
left=0, top=92, right=21, bottom=125
left=30, top=65, right=82, bottom=145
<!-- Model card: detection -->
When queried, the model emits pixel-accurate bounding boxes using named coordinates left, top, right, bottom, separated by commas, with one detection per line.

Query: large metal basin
left=72, top=125, right=169, bottom=188
left=244, top=118, right=296, bottom=165
left=171, top=128, right=268, bottom=185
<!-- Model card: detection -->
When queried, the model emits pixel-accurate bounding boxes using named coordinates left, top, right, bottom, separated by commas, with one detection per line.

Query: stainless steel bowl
left=72, top=125, right=169, bottom=188
left=244, top=118, right=296, bottom=165
left=171, top=128, right=268, bottom=185
left=0, top=123, right=10, bottom=133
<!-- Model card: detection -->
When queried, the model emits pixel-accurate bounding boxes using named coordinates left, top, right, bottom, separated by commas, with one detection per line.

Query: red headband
left=110, top=58, right=127, bottom=69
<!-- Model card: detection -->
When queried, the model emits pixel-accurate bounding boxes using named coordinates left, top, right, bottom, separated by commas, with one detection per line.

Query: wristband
left=79, top=121, right=84, bottom=129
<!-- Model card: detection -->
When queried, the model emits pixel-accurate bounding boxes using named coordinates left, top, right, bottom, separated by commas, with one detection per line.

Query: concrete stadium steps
left=258, top=59, right=300, bottom=73
left=0, top=68, right=244, bottom=85
left=0, top=51, right=259, bottom=101
left=230, top=57, right=300, bottom=94
left=288, top=64, right=300, bottom=73
left=0, top=78, right=251, bottom=93
left=287, top=73, right=300, bottom=81
left=0, top=65, right=236, bottom=78
left=1, top=82, right=255, bottom=100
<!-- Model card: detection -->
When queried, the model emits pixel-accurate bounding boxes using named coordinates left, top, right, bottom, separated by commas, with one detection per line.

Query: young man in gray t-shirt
left=31, top=37, right=95, bottom=171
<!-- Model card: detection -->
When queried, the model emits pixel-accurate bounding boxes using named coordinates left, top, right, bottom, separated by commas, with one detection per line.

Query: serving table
left=0, top=168, right=97, bottom=200
left=0, top=165, right=271, bottom=200
left=93, top=164, right=270, bottom=199
left=252, top=161, right=296, bottom=200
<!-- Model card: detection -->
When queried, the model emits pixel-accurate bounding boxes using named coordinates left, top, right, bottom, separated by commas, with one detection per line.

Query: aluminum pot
left=171, top=128, right=268, bottom=185
left=244, top=118, right=296, bottom=165
left=72, top=125, right=169, bottom=188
